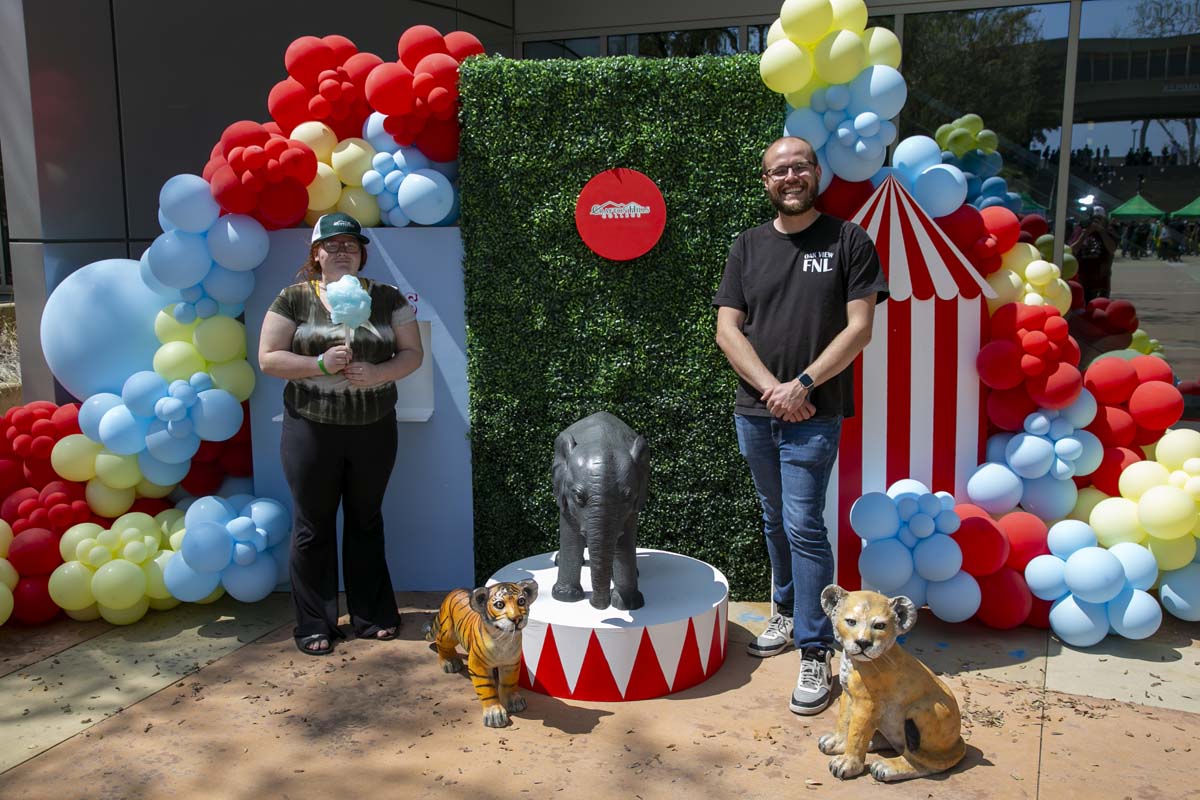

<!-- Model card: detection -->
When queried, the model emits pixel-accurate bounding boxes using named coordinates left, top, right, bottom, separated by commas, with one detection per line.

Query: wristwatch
left=796, top=372, right=815, bottom=390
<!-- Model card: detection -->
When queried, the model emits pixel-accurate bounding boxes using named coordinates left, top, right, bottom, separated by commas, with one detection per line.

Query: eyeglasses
left=320, top=240, right=362, bottom=254
left=764, top=162, right=818, bottom=181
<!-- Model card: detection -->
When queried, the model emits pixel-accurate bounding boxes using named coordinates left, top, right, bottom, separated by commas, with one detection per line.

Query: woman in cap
left=259, top=212, right=423, bottom=656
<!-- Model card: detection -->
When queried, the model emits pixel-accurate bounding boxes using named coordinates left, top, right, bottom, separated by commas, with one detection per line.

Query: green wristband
left=317, top=354, right=331, bottom=376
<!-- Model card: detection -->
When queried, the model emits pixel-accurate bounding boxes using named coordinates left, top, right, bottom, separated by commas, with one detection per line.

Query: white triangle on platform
left=646, top=619, right=690, bottom=690
left=692, top=607, right=717, bottom=674
left=550, top=624, right=594, bottom=694
left=594, top=627, right=642, bottom=698
left=717, top=600, right=728, bottom=656
left=521, top=619, right=549, bottom=684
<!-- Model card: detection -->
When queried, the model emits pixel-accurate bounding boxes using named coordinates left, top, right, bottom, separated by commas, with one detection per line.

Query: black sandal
left=295, top=633, right=335, bottom=656
left=360, top=626, right=398, bottom=641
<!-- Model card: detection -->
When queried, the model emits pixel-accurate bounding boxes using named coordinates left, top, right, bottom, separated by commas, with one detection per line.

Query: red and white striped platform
left=489, top=549, right=729, bottom=701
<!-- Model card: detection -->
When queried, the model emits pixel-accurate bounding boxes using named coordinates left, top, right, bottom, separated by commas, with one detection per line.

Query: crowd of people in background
left=1111, top=217, right=1200, bottom=261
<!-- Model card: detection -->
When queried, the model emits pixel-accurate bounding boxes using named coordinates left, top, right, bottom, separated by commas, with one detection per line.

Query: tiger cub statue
left=425, top=580, right=538, bottom=727
left=818, top=585, right=966, bottom=782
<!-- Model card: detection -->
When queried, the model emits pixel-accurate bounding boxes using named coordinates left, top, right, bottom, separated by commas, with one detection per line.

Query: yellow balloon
left=1090, top=496, right=1147, bottom=547
left=91, top=559, right=148, bottom=609
left=51, top=434, right=103, bottom=482
left=766, top=18, right=787, bottom=46
left=123, top=541, right=150, bottom=564
left=331, top=138, right=376, bottom=187
left=1185, top=475, right=1200, bottom=503
left=813, top=29, right=865, bottom=84
left=785, top=74, right=829, bottom=108
left=94, top=451, right=142, bottom=490
left=48, top=561, right=96, bottom=610
left=87, top=545, right=112, bottom=567
left=1155, top=429, right=1200, bottom=471
left=1000, top=243, right=1039, bottom=278
left=0, top=519, right=11, bottom=558
left=98, top=596, right=150, bottom=625
left=1069, top=486, right=1109, bottom=523
left=1184, top=457, right=1200, bottom=475
left=0, top=557, right=18, bottom=591
left=156, top=509, right=186, bottom=541
left=986, top=270, right=1023, bottom=312
left=829, top=0, right=868, bottom=33
left=1045, top=279, right=1072, bottom=315
left=307, top=162, right=342, bottom=211
left=75, top=538, right=98, bottom=563
left=86, top=478, right=136, bottom=518
left=760, top=39, right=815, bottom=94
left=337, top=186, right=381, bottom=227
left=1119, top=460, right=1171, bottom=500
left=196, top=585, right=226, bottom=604
left=1024, top=260, right=1058, bottom=287
left=1138, top=485, right=1198, bottom=540
left=861, top=26, right=901, bottom=68
left=155, top=307, right=200, bottom=344
left=958, top=114, right=984, bottom=135
left=136, top=478, right=175, bottom=499
left=154, top=341, right=207, bottom=383
left=0, top=583, right=12, bottom=625
left=148, top=596, right=181, bottom=611
left=97, top=528, right=121, bottom=551
left=304, top=205, right=335, bottom=227
left=65, top=603, right=100, bottom=621
left=144, top=551, right=174, bottom=600
left=781, top=0, right=834, bottom=45
left=1142, top=441, right=1157, bottom=462
left=60, top=523, right=104, bottom=562
left=290, top=121, right=338, bottom=164
left=193, top=316, right=246, bottom=364
left=1021, top=290, right=1046, bottom=307
left=934, top=123, right=955, bottom=150
left=210, top=359, right=257, bottom=403
left=1147, top=533, right=1196, bottom=571
left=946, top=128, right=974, bottom=158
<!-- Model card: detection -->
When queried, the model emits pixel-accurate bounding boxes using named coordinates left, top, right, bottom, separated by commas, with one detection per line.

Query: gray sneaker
left=789, top=648, right=833, bottom=715
left=747, top=612, right=794, bottom=657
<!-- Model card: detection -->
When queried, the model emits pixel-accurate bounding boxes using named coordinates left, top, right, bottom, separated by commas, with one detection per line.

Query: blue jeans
left=735, top=413, right=842, bottom=652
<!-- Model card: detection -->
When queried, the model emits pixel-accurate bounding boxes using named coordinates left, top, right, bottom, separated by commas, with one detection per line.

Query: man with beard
left=713, top=136, right=887, bottom=715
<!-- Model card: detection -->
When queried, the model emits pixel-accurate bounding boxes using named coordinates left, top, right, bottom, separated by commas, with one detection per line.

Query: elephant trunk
left=585, top=517, right=618, bottom=608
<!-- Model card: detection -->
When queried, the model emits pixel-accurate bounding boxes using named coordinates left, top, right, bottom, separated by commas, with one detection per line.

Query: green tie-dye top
left=268, top=278, right=417, bottom=426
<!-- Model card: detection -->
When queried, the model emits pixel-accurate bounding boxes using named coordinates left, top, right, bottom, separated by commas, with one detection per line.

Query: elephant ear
left=552, top=431, right=577, bottom=513
left=630, top=435, right=649, bottom=512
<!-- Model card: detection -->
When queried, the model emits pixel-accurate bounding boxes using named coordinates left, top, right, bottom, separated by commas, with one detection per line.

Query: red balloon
left=444, top=30, right=485, bottom=62
left=1084, top=358, right=1139, bottom=405
left=365, top=62, right=415, bottom=116
left=1019, top=213, right=1049, bottom=239
left=285, top=36, right=337, bottom=90
left=1105, top=299, right=1138, bottom=332
left=414, top=115, right=460, bottom=163
left=1131, top=424, right=1167, bottom=447
left=280, top=146, right=318, bottom=185
left=1059, top=335, right=1081, bottom=367
left=181, top=460, right=224, bottom=497
left=976, top=340, right=1025, bottom=390
left=8, top=528, right=62, bottom=576
left=954, top=503, right=993, bottom=521
left=343, top=51, right=384, bottom=86
left=1181, top=380, right=1200, bottom=395
left=1016, top=304, right=1050, bottom=331
left=1130, top=354, right=1173, bottom=385
left=11, top=576, right=60, bottom=624
left=1024, top=597, right=1052, bottom=629
left=989, top=303, right=1021, bottom=340
left=322, top=33, right=358, bottom=64
left=0, top=458, right=25, bottom=498
left=1043, top=315, right=1069, bottom=343
left=817, top=177, right=876, bottom=220
left=415, top=52, right=460, bottom=85
left=129, top=498, right=172, bottom=516
left=986, top=385, right=1038, bottom=432
left=997, top=512, right=1049, bottom=572
left=1128, top=381, right=1184, bottom=430
left=219, top=120, right=270, bottom=157
left=1089, top=446, right=1142, bottom=496
left=219, top=443, right=253, bottom=477
left=398, top=25, right=449, bottom=71
left=1021, top=330, right=1050, bottom=355
left=50, top=403, right=81, bottom=438
left=953, top=515, right=1010, bottom=577
left=256, top=180, right=308, bottom=229
left=975, top=568, right=1033, bottom=630
left=1, top=486, right=38, bottom=523
left=1068, top=281, right=1085, bottom=311
left=210, top=165, right=256, bottom=215
left=1087, top=404, right=1135, bottom=447
left=980, top=206, right=1021, bottom=252
left=268, top=78, right=312, bottom=136
left=1027, top=362, right=1082, bottom=409
left=1017, top=231, right=1034, bottom=245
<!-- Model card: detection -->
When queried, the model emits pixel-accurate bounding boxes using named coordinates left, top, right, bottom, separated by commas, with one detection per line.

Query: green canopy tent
left=1170, top=195, right=1200, bottom=217
left=1108, top=194, right=1165, bottom=218
left=1019, top=192, right=1048, bottom=214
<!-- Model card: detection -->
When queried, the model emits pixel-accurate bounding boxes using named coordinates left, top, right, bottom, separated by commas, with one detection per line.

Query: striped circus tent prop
left=828, top=176, right=997, bottom=589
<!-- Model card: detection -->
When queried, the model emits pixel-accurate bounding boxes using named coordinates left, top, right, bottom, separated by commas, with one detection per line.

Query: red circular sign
left=575, top=169, right=666, bottom=261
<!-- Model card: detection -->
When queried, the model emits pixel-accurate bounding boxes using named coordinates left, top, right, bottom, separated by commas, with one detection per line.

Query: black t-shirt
left=712, top=215, right=888, bottom=418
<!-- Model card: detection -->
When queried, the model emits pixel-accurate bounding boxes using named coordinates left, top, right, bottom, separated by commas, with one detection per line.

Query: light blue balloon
left=433, top=190, right=461, bottom=227
left=909, top=512, right=936, bottom=539
left=783, top=107, right=829, bottom=150
left=869, top=166, right=909, bottom=190
left=892, top=136, right=943, bottom=183
left=855, top=136, right=884, bottom=161
left=959, top=150, right=984, bottom=175
left=1159, top=563, right=1200, bottom=621
left=935, top=491, right=955, bottom=511
left=986, top=432, right=1014, bottom=463
left=191, top=389, right=243, bottom=441
left=1024, top=410, right=1054, bottom=436
left=147, top=230, right=213, bottom=289
left=121, top=371, right=168, bottom=418
left=1048, top=418, right=1074, bottom=442
left=878, top=119, right=897, bottom=146
left=1047, top=519, right=1097, bottom=559
left=835, top=120, right=856, bottom=147
left=170, top=381, right=198, bottom=406
left=163, top=551, right=222, bottom=602
left=926, top=571, right=981, bottom=623
left=232, top=541, right=257, bottom=566
left=195, top=297, right=219, bottom=318
left=1053, top=436, right=1082, bottom=461
left=241, top=498, right=291, bottom=547
left=202, top=265, right=255, bottom=305
left=173, top=303, right=198, bottom=324
left=384, top=169, right=405, bottom=194
left=912, top=163, right=967, bottom=218
left=1003, top=192, right=1023, bottom=213
left=79, top=393, right=124, bottom=442
left=181, top=520, right=234, bottom=573
left=826, top=136, right=887, bottom=183
left=849, top=492, right=900, bottom=541
left=825, top=84, right=850, bottom=110
left=1020, top=473, right=1078, bottom=520
left=809, top=87, right=829, bottom=113
left=180, top=285, right=204, bottom=303
left=1108, top=542, right=1158, bottom=591
left=145, top=419, right=200, bottom=464
left=978, top=151, right=1003, bottom=179
left=1064, top=546, right=1125, bottom=603
left=978, top=196, right=1006, bottom=210
left=158, top=208, right=176, bottom=233
left=98, top=404, right=151, bottom=455
left=887, top=478, right=930, bottom=500
left=397, top=169, right=455, bottom=226
left=41, top=259, right=167, bottom=400
left=206, top=214, right=269, bottom=272
left=853, top=112, right=880, bottom=137
left=916, top=494, right=941, bottom=518
left=891, top=572, right=927, bottom=608
left=897, top=525, right=917, bottom=548
left=371, top=151, right=396, bottom=174
left=393, top=146, right=430, bottom=175
left=1061, top=388, right=1097, bottom=429
left=966, top=462, right=1023, bottom=514
left=428, top=158, right=459, bottom=182
left=226, top=495, right=257, bottom=514
left=913, top=533, right=962, bottom=582
left=823, top=109, right=845, bottom=132
left=859, top=538, right=914, bottom=593
left=980, top=176, right=1008, bottom=198
left=168, top=417, right=193, bottom=439
left=1106, top=587, right=1162, bottom=639
left=188, top=373, right=213, bottom=392
left=185, top=495, right=236, bottom=529
left=847, top=65, right=907, bottom=120
left=362, top=111, right=397, bottom=153
left=361, top=169, right=385, bottom=195
left=137, top=450, right=190, bottom=485
left=139, top=250, right=182, bottom=300
left=217, top=303, right=244, bottom=318
left=159, top=174, right=220, bottom=234
left=222, top=552, right=278, bottom=602
left=896, top=496, right=919, bottom=522
left=934, top=509, right=961, bottom=534
left=227, top=517, right=256, bottom=541
left=1025, top=554, right=1069, bottom=601
left=1049, top=457, right=1075, bottom=480
left=964, top=173, right=982, bottom=201
left=386, top=205, right=411, bottom=228
left=1072, top=430, right=1103, bottom=476
left=816, top=148, right=833, bottom=192
left=1049, top=594, right=1108, bottom=647
left=377, top=191, right=399, bottom=212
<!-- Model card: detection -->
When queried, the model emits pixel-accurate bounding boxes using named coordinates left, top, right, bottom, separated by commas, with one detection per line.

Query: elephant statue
left=551, top=412, right=649, bottom=611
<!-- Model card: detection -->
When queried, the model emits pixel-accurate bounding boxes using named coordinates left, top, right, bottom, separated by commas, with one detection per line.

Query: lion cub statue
left=425, top=580, right=538, bottom=727
left=818, top=585, right=965, bottom=782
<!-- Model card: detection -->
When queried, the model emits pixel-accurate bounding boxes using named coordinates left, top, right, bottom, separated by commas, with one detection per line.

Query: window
left=523, top=38, right=601, bottom=60
left=746, top=16, right=894, bottom=55
left=607, top=28, right=738, bottom=58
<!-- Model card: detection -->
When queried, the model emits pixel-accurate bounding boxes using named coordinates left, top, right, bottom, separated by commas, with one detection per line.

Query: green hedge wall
left=459, top=55, right=782, bottom=600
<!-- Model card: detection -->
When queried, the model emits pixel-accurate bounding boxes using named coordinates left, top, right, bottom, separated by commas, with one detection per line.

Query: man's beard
left=770, top=185, right=816, bottom=216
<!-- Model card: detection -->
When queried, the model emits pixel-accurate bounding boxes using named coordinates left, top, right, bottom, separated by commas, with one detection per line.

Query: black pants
left=281, top=405, right=401, bottom=639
